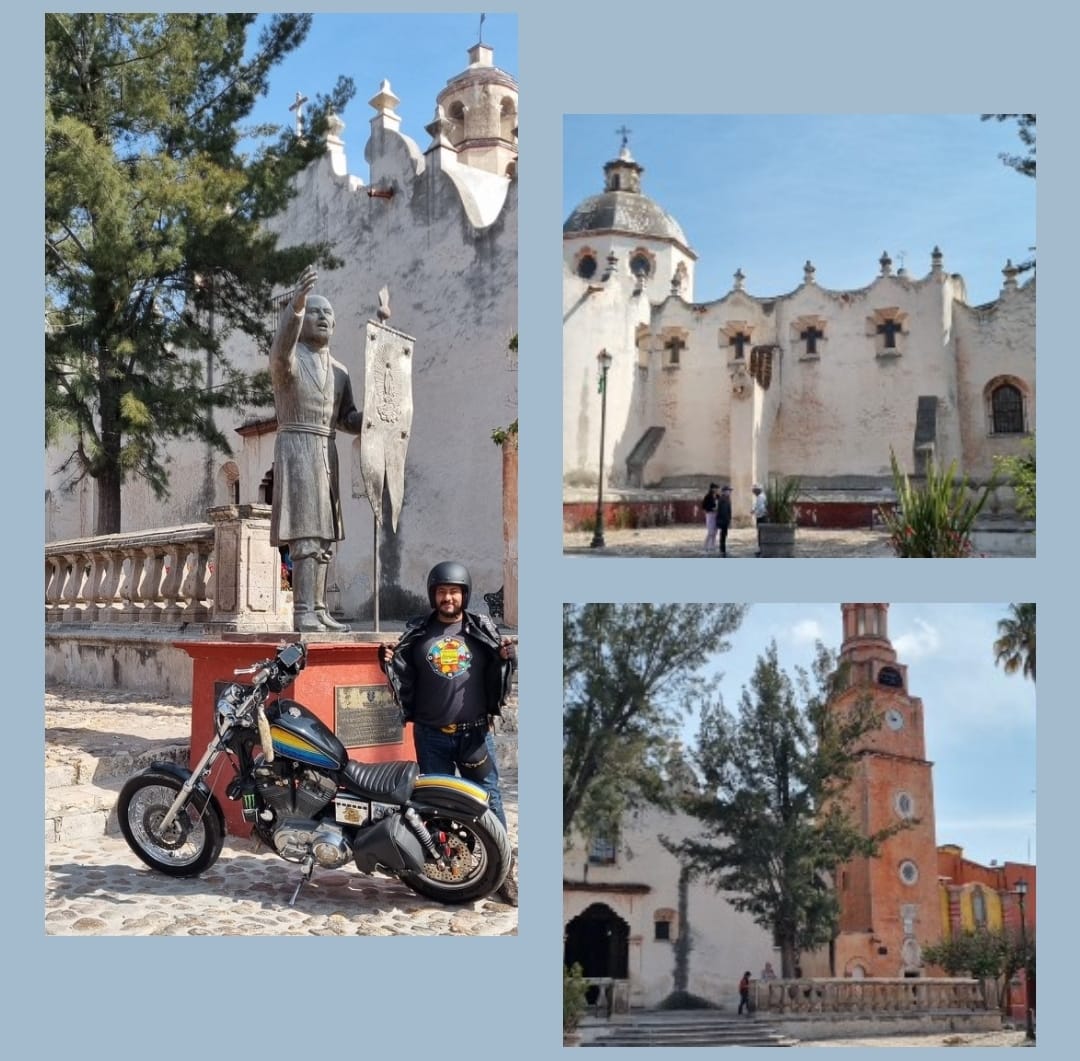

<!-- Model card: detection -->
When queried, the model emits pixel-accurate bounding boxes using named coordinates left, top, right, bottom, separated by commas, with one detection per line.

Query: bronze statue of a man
left=270, top=265, right=363, bottom=632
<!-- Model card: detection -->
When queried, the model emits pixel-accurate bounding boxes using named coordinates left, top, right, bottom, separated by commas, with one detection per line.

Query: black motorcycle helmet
left=427, top=561, right=471, bottom=609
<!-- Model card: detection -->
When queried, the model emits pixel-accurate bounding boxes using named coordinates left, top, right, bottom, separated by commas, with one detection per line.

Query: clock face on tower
left=885, top=708, right=905, bottom=731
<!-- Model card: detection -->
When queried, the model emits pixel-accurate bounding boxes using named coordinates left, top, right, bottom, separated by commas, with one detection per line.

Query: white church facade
left=45, top=39, right=518, bottom=621
left=563, top=141, right=1034, bottom=521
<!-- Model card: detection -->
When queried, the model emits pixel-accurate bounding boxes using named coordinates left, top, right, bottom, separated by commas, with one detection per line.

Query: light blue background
left=17, top=1, right=1069, bottom=1056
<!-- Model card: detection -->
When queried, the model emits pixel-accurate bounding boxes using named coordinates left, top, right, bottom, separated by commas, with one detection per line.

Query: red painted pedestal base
left=178, top=638, right=414, bottom=836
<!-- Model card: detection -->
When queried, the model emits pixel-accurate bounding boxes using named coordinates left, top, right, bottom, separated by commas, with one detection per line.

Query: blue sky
left=683, top=603, right=1035, bottom=870
left=564, top=114, right=1036, bottom=308
left=243, top=13, right=517, bottom=165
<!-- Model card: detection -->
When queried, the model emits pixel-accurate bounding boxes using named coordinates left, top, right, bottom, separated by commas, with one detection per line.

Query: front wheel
left=117, top=769, right=224, bottom=877
left=403, top=808, right=511, bottom=904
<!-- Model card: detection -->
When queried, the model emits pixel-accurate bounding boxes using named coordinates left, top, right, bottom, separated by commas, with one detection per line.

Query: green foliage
left=658, top=991, right=715, bottom=1010
left=46, top=13, right=355, bottom=532
left=765, top=475, right=803, bottom=524
left=563, top=963, right=589, bottom=1034
left=993, top=435, right=1036, bottom=519
left=666, top=642, right=906, bottom=978
left=490, top=420, right=518, bottom=447
left=994, top=603, right=1036, bottom=683
left=982, top=114, right=1036, bottom=179
left=563, top=604, right=748, bottom=837
left=879, top=450, right=994, bottom=557
left=923, top=928, right=1034, bottom=1010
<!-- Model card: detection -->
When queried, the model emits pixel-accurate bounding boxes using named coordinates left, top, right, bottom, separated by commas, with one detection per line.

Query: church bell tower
left=831, top=604, right=940, bottom=978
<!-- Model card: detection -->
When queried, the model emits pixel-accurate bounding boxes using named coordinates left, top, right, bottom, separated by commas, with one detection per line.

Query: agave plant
left=879, top=451, right=994, bottom=557
left=765, top=475, right=803, bottom=524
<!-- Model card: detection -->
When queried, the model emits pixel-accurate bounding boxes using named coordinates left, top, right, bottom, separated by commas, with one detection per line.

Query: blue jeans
left=411, top=723, right=506, bottom=828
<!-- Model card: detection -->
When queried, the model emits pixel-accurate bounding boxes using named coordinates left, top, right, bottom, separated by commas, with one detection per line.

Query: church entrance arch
left=564, top=902, right=630, bottom=991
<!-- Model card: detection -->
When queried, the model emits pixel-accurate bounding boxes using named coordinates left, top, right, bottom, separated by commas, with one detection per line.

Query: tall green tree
left=666, top=641, right=904, bottom=978
left=922, top=929, right=1034, bottom=1013
left=994, top=603, right=1036, bottom=683
left=46, top=13, right=355, bottom=533
left=563, top=603, right=747, bottom=837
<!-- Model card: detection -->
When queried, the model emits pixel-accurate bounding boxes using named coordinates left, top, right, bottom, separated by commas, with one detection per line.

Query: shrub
left=766, top=475, right=803, bottom=524
left=879, top=450, right=994, bottom=557
left=564, top=963, right=589, bottom=1034
left=993, top=435, right=1035, bottom=519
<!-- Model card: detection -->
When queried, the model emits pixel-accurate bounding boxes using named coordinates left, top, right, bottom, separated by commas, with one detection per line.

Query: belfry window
left=577, top=254, right=598, bottom=280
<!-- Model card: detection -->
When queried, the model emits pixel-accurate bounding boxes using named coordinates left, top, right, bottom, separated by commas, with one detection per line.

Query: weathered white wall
left=45, top=56, right=517, bottom=624
left=564, top=806, right=776, bottom=1009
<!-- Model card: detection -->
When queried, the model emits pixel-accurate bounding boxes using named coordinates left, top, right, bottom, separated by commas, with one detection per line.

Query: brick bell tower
left=831, top=604, right=940, bottom=978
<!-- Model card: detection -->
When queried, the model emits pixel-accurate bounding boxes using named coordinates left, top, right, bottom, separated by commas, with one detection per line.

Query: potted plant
left=564, top=962, right=589, bottom=1046
left=758, top=475, right=802, bottom=557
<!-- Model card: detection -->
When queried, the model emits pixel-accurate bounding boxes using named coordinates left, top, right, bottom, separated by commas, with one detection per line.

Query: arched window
left=991, top=382, right=1025, bottom=434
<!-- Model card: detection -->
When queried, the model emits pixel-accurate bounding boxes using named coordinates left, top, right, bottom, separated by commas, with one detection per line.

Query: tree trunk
left=95, top=465, right=122, bottom=535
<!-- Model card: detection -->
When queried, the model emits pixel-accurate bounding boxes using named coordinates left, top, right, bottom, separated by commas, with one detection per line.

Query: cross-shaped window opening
left=801, top=324, right=825, bottom=354
left=731, top=332, right=751, bottom=359
left=877, top=319, right=903, bottom=349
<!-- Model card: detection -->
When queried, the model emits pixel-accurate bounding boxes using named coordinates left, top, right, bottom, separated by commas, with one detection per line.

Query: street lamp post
left=590, top=349, right=613, bottom=549
left=1014, top=878, right=1034, bottom=1041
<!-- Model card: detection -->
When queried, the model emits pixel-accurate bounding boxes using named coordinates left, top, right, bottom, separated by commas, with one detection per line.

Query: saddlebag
left=352, top=813, right=426, bottom=875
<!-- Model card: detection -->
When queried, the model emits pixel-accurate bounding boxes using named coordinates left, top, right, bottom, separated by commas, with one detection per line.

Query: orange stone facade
left=828, top=604, right=942, bottom=978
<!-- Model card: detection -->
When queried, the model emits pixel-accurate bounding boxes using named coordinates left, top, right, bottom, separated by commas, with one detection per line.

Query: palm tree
left=994, top=603, right=1036, bottom=683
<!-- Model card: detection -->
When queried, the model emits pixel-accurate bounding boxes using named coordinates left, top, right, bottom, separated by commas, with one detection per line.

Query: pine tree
left=46, top=13, right=355, bottom=532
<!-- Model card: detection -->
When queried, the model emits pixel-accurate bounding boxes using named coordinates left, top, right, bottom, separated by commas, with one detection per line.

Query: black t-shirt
left=410, top=616, right=490, bottom=727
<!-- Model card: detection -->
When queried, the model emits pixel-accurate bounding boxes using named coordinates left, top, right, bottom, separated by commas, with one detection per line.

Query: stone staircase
left=45, top=734, right=189, bottom=845
left=583, top=1012, right=799, bottom=1047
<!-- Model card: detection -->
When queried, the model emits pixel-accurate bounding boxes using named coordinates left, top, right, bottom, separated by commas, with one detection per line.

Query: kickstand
left=289, top=856, right=315, bottom=907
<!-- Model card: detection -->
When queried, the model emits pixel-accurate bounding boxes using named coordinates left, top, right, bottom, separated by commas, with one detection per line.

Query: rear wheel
left=117, top=770, right=224, bottom=877
left=402, top=807, right=510, bottom=904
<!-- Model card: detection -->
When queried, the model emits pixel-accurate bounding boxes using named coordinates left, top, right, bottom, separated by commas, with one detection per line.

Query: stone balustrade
left=754, top=977, right=994, bottom=1015
left=582, top=977, right=631, bottom=1017
left=45, top=504, right=291, bottom=632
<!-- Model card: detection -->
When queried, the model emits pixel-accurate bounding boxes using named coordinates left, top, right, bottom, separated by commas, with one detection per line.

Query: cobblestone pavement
left=45, top=685, right=518, bottom=937
left=798, top=1029, right=1031, bottom=1047
left=564, top=525, right=893, bottom=558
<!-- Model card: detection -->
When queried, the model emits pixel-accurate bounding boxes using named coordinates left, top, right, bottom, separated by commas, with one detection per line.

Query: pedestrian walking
left=738, top=970, right=752, bottom=1015
left=702, top=483, right=720, bottom=552
left=751, top=484, right=768, bottom=557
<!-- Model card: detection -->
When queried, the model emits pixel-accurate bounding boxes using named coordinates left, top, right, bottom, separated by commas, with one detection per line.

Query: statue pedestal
left=178, top=637, right=412, bottom=836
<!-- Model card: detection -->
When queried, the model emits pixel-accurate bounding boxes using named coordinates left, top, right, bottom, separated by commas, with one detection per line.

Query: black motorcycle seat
left=340, top=759, right=419, bottom=803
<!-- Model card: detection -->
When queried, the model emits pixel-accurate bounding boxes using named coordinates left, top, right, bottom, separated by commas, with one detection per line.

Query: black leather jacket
left=381, top=610, right=515, bottom=723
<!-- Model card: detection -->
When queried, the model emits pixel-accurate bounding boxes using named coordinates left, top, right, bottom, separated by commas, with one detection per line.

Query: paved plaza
left=45, top=684, right=518, bottom=937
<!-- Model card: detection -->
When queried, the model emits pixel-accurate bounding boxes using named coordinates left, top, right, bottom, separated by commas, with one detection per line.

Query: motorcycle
left=117, top=641, right=511, bottom=905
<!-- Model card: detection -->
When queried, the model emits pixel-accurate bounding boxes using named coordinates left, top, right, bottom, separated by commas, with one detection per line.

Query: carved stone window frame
left=867, top=307, right=909, bottom=359
left=792, top=314, right=828, bottom=361
left=721, top=320, right=754, bottom=361
left=660, top=326, right=689, bottom=370
left=653, top=907, right=678, bottom=942
left=984, top=374, right=1031, bottom=436
left=573, top=246, right=599, bottom=281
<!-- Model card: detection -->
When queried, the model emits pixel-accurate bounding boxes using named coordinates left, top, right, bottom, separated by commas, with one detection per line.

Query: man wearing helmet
left=379, top=561, right=518, bottom=900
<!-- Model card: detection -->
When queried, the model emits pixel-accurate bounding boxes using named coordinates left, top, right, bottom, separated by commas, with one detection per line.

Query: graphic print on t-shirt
left=426, top=634, right=473, bottom=679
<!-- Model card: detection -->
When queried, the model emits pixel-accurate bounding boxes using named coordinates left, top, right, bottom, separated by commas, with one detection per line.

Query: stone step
left=584, top=1016, right=797, bottom=1048
left=44, top=740, right=189, bottom=844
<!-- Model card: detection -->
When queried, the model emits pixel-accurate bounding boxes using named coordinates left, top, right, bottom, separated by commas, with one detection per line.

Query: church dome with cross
left=563, top=139, right=692, bottom=253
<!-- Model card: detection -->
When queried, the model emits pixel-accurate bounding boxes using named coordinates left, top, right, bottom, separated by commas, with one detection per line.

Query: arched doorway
left=564, top=903, right=630, bottom=982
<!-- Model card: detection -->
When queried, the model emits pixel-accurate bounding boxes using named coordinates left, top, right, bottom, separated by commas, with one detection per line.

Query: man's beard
left=438, top=602, right=463, bottom=622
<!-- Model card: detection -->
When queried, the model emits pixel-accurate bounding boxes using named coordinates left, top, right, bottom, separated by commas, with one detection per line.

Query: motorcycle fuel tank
left=266, top=699, right=348, bottom=771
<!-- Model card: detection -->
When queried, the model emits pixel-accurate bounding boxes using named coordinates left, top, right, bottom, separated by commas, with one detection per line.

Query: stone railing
left=754, top=977, right=994, bottom=1015
left=583, top=977, right=631, bottom=1018
left=45, top=504, right=291, bottom=631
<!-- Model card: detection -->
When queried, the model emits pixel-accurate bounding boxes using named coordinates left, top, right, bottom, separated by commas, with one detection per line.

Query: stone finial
left=803, top=260, right=816, bottom=285
left=601, top=250, right=619, bottom=282
left=930, top=246, right=944, bottom=276
left=734, top=268, right=746, bottom=292
left=369, top=79, right=401, bottom=117
left=425, top=104, right=456, bottom=151
left=377, top=286, right=391, bottom=321
left=879, top=251, right=893, bottom=277
left=327, top=112, right=345, bottom=140
left=1003, top=259, right=1019, bottom=291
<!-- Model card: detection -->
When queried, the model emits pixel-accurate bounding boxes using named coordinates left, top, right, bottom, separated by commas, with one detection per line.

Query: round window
left=577, top=254, right=598, bottom=280
left=899, top=860, right=919, bottom=885
left=894, top=792, right=915, bottom=819
left=630, top=253, right=652, bottom=278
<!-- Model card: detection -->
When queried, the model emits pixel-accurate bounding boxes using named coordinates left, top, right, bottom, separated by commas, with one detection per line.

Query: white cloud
left=893, top=618, right=942, bottom=661
left=790, top=618, right=824, bottom=646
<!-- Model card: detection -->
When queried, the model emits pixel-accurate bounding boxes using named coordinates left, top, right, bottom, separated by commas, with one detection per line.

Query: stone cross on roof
left=289, top=91, right=309, bottom=136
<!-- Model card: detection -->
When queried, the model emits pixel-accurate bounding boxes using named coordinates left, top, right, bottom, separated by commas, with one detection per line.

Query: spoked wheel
left=117, top=769, right=224, bottom=877
left=403, top=808, right=511, bottom=904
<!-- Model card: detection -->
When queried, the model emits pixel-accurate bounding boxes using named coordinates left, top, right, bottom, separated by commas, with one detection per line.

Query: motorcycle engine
left=253, top=758, right=338, bottom=821
left=273, top=820, right=352, bottom=868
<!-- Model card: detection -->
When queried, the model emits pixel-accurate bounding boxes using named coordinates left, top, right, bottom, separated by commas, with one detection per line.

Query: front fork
left=156, top=734, right=228, bottom=833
